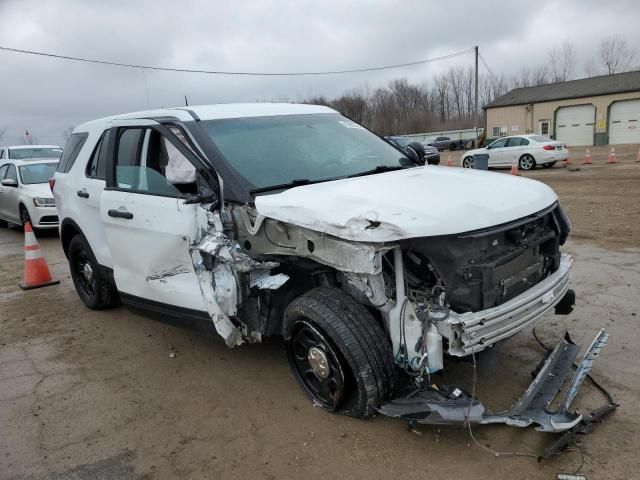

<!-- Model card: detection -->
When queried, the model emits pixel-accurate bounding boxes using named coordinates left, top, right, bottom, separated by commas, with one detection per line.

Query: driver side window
left=489, top=138, right=508, bottom=149
left=113, top=127, right=198, bottom=197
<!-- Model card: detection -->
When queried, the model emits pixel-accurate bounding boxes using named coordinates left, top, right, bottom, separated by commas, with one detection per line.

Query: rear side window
left=57, top=133, right=88, bottom=173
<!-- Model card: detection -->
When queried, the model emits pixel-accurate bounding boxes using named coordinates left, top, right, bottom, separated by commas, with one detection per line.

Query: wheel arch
left=519, top=152, right=537, bottom=162
left=60, top=217, right=84, bottom=258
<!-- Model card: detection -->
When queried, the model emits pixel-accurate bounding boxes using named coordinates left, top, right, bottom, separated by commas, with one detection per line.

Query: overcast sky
left=1, top=0, right=639, bottom=146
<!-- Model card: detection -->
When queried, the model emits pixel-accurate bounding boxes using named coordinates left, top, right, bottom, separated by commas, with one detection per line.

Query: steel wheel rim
left=520, top=155, right=534, bottom=170
left=74, top=249, right=96, bottom=297
left=463, top=157, right=473, bottom=168
left=287, top=320, right=346, bottom=410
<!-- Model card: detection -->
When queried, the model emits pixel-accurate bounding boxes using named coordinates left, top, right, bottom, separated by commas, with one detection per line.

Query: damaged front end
left=188, top=197, right=613, bottom=446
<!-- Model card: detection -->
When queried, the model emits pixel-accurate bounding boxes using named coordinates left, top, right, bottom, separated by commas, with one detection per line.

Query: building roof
left=484, top=70, right=640, bottom=109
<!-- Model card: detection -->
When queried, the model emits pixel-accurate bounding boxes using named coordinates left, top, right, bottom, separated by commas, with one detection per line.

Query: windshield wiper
left=347, top=164, right=411, bottom=178
left=250, top=178, right=319, bottom=195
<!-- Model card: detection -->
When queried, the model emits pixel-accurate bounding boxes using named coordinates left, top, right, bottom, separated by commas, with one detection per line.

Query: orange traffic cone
left=447, top=154, right=453, bottom=167
left=583, top=148, right=593, bottom=164
left=19, top=222, right=60, bottom=290
left=510, top=162, right=519, bottom=175
left=607, top=147, right=618, bottom=163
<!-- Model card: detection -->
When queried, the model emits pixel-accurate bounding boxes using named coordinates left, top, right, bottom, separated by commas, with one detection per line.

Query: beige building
left=484, top=70, right=640, bottom=146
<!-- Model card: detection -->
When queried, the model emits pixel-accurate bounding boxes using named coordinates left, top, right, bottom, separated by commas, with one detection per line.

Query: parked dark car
left=384, top=136, right=440, bottom=165
left=426, top=136, right=463, bottom=151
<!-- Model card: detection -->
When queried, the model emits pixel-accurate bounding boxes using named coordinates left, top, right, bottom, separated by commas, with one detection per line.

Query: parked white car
left=0, top=144, right=63, bottom=161
left=52, top=103, right=606, bottom=433
left=461, top=134, right=568, bottom=170
left=0, top=158, right=59, bottom=228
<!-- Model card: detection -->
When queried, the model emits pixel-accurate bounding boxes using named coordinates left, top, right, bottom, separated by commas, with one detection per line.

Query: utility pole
left=474, top=45, right=479, bottom=142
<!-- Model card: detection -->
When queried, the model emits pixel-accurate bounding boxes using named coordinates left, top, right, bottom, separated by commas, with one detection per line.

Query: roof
left=0, top=158, right=59, bottom=166
left=5, top=144, right=62, bottom=150
left=485, top=70, right=640, bottom=108
left=75, top=103, right=336, bottom=132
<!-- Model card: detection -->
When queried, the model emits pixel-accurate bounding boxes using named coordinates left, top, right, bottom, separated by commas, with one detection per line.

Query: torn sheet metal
left=191, top=249, right=242, bottom=347
left=198, top=230, right=278, bottom=272
left=378, top=329, right=612, bottom=434
left=249, top=270, right=289, bottom=290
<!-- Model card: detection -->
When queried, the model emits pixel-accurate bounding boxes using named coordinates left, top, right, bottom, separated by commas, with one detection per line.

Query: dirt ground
left=1, top=147, right=639, bottom=480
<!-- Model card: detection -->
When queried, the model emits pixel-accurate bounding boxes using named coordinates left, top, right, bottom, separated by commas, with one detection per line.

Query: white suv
left=54, top=103, right=601, bottom=432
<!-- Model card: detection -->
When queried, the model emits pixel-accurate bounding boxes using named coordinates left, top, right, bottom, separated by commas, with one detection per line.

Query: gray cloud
left=1, top=0, right=638, bottom=146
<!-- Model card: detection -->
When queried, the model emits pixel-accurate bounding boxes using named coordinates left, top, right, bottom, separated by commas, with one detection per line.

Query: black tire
left=462, top=156, right=474, bottom=168
left=19, top=204, right=31, bottom=225
left=284, top=287, right=396, bottom=418
left=449, top=143, right=457, bottom=151
left=519, top=154, right=536, bottom=170
left=68, top=234, right=119, bottom=309
left=542, top=162, right=556, bottom=168
left=0, top=217, right=7, bottom=228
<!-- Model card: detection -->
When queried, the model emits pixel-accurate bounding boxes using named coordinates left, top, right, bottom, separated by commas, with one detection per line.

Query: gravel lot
left=1, top=147, right=639, bottom=479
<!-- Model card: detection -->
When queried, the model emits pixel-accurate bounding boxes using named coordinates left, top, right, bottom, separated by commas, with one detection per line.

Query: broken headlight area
left=378, top=329, right=617, bottom=456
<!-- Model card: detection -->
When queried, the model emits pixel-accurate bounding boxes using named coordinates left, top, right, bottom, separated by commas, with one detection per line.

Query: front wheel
left=284, top=287, right=396, bottom=418
left=462, top=156, right=474, bottom=168
left=19, top=205, right=31, bottom=225
left=68, top=235, right=120, bottom=310
left=519, top=154, right=536, bottom=170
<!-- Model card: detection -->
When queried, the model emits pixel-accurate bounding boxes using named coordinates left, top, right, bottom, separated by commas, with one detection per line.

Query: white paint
left=255, top=166, right=558, bottom=242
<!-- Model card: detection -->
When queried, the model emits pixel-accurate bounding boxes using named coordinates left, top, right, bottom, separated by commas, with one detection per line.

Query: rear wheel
left=519, top=154, right=536, bottom=170
left=462, top=156, right=474, bottom=168
left=68, top=235, right=119, bottom=309
left=284, top=287, right=396, bottom=418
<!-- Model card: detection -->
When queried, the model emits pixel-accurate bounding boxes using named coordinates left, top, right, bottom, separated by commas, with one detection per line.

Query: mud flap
left=378, top=329, right=614, bottom=434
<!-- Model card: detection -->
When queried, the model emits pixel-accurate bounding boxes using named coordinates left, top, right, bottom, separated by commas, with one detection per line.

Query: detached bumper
left=447, top=254, right=573, bottom=356
left=378, top=329, right=613, bottom=434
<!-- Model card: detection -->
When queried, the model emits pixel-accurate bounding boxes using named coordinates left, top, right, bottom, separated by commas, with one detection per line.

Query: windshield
left=200, top=113, right=414, bottom=190
left=19, top=163, right=58, bottom=184
left=9, top=148, right=62, bottom=160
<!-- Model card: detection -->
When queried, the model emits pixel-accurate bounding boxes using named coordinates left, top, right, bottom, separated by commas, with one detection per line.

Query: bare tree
left=0, top=127, right=7, bottom=141
left=547, top=41, right=576, bottom=82
left=531, top=65, right=549, bottom=85
left=598, top=36, right=637, bottom=75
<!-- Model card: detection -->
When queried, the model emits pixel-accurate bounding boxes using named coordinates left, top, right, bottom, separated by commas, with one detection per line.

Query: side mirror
left=1, top=178, right=18, bottom=187
left=405, top=142, right=426, bottom=165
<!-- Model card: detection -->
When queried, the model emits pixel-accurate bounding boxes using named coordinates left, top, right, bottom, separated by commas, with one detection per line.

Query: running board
left=377, top=329, right=612, bottom=433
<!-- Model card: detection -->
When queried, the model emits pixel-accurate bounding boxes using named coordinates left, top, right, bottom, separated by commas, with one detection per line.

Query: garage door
left=609, top=99, right=640, bottom=145
left=556, top=105, right=595, bottom=146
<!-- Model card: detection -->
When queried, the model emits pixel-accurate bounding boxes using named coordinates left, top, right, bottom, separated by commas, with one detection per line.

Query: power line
left=478, top=51, right=498, bottom=80
left=0, top=45, right=474, bottom=76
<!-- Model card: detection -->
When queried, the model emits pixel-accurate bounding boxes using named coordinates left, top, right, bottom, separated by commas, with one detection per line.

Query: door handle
left=77, top=190, right=89, bottom=198
left=108, top=209, right=133, bottom=219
